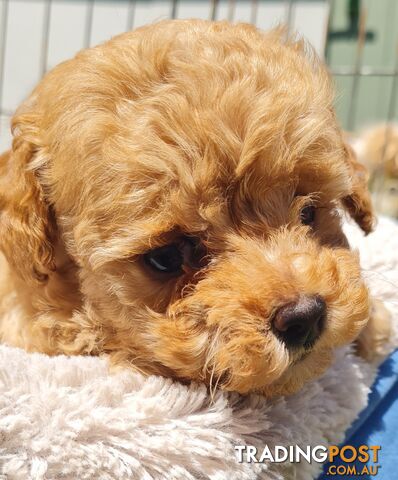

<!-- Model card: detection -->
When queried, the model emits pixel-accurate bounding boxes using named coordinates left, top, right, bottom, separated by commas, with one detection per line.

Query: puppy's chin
left=258, top=348, right=334, bottom=397
left=211, top=340, right=330, bottom=396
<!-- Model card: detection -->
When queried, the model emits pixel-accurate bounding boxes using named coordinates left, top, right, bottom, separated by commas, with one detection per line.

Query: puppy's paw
left=356, top=299, right=392, bottom=363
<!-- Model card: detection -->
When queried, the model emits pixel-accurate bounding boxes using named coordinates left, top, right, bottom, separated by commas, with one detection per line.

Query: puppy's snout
left=272, top=295, right=326, bottom=348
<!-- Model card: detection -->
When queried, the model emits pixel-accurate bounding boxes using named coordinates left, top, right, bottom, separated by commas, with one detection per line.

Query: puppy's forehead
left=102, top=22, right=349, bottom=204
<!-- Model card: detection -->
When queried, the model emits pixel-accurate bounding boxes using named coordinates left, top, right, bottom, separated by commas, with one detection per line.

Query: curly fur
left=0, top=20, right=376, bottom=396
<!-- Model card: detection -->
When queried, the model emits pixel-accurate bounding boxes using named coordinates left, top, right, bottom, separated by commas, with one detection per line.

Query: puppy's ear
left=342, top=143, right=375, bottom=235
left=0, top=117, right=56, bottom=284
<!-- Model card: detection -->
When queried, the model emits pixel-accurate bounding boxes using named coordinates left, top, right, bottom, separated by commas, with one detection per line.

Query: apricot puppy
left=351, top=123, right=398, bottom=219
left=0, top=20, right=378, bottom=396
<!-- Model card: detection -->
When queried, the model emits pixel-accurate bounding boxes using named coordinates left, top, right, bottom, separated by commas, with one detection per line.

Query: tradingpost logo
left=235, top=444, right=381, bottom=476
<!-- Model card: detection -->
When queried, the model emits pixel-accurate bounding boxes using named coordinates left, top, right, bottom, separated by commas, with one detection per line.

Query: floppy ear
left=0, top=120, right=56, bottom=284
left=342, top=143, right=375, bottom=235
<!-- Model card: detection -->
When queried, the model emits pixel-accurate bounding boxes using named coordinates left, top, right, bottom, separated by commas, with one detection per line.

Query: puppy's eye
left=144, top=244, right=183, bottom=274
left=300, top=205, right=316, bottom=226
left=143, top=236, right=206, bottom=276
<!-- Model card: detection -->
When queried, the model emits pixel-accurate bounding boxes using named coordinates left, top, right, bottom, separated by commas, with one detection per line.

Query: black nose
left=272, top=295, right=326, bottom=348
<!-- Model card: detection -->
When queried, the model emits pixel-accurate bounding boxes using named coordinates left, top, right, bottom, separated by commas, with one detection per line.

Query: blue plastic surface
left=318, top=348, right=398, bottom=479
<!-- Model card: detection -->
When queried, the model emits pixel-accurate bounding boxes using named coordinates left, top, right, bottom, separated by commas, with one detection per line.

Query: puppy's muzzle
left=272, top=295, right=326, bottom=349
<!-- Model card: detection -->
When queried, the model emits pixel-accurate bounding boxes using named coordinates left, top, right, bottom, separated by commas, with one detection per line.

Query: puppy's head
left=0, top=20, right=374, bottom=396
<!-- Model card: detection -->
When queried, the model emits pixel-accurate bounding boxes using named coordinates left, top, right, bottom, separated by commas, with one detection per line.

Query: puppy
left=0, top=20, right=388, bottom=397
left=350, top=124, right=398, bottom=219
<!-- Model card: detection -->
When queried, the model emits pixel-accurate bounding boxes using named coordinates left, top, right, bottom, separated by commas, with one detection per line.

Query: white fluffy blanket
left=1, top=218, right=397, bottom=480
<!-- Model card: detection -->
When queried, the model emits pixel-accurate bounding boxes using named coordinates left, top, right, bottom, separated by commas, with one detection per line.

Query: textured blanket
left=0, top=217, right=397, bottom=480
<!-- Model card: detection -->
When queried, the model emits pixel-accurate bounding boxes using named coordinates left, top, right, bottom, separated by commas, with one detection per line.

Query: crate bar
left=210, top=0, right=218, bottom=20
left=171, top=0, right=178, bottom=19
left=84, top=0, right=94, bottom=48
left=227, top=0, right=235, bottom=21
left=126, top=0, right=135, bottom=30
left=0, top=0, right=9, bottom=137
left=386, top=43, right=398, bottom=123
left=323, top=0, right=334, bottom=60
left=331, top=69, right=397, bottom=77
left=347, top=1, right=368, bottom=131
left=250, top=0, right=258, bottom=25
left=40, top=0, right=52, bottom=77
left=285, top=0, right=294, bottom=35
